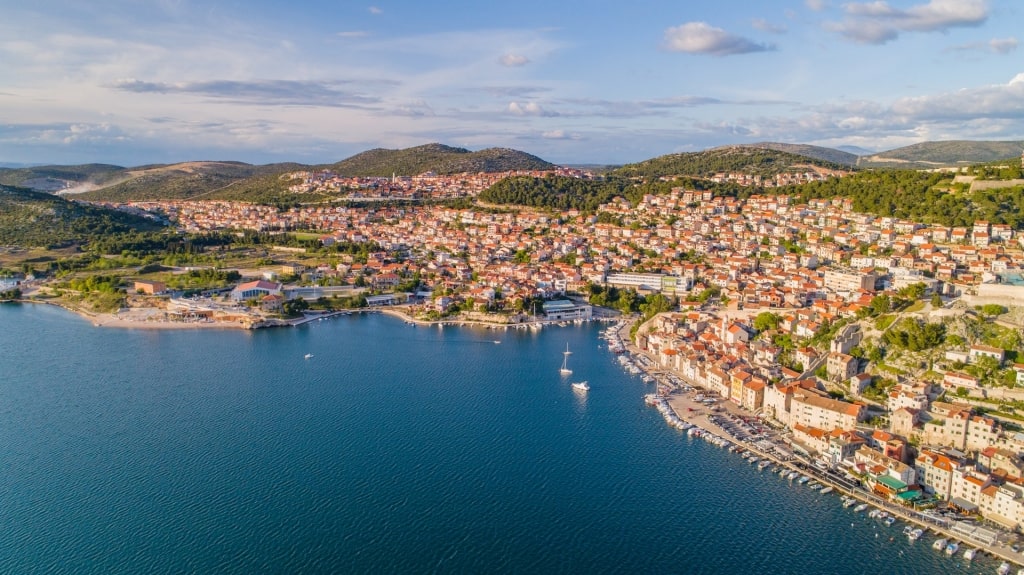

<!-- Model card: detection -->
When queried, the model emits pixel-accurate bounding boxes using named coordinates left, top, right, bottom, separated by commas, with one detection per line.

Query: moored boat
left=854, top=503, right=868, bottom=513
left=820, top=486, right=833, bottom=494
left=572, top=381, right=590, bottom=392
left=997, top=561, right=1010, bottom=575
left=932, top=537, right=948, bottom=551
left=945, top=542, right=959, bottom=556
left=963, top=548, right=978, bottom=561
left=909, top=528, right=923, bottom=540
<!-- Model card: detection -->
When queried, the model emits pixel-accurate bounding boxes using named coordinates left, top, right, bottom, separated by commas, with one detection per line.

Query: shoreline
left=17, top=298, right=252, bottom=330
left=611, top=318, right=1024, bottom=570
left=7, top=298, right=1021, bottom=567
left=12, top=297, right=616, bottom=332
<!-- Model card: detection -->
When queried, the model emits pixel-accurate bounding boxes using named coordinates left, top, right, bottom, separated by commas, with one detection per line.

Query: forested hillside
left=331, top=143, right=554, bottom=176
left=774, top=170, right=1024, bottom=228
left=75, top=162, right=306, bottom=202
left=0, top=185, right=164, bottom=248
left=612, top=147, right=847, bottom=179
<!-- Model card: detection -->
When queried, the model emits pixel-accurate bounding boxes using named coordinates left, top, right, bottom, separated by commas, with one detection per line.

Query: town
left=9, top=175, right=1024, bottom=560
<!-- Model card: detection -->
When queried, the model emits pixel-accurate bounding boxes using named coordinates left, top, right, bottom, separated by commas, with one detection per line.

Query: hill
left=836, top=145, right=877, bottom=156
left=612, top=146, right=848, bottom=179
left=329, top=143, right=555, bottom=176
left=859, top=140, right=1024, bottom=168
left=73, top=161, right=307, bottom=202
left=0, top=185, right=164, bottom=248
left=0, top=163, right=126, bottom=192
left=741, top=142, right=859, bottom=167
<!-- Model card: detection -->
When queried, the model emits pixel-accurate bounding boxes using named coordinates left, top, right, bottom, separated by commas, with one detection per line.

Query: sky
left=1, top=0, right=1022, bottom=166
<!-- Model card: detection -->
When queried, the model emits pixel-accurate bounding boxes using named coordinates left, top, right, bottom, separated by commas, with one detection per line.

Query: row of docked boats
left=645, top=394, right=690, bottom=431
left=643, top=394, right=729, bottom=448
left=628, top=328, right=1023, bottom=574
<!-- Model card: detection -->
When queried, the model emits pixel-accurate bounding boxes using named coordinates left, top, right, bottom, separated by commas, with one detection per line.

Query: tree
left=979, top=304, right=1008, bottom=318
left=930, top=293, right=943, bottom=308
left=752, top=312, right=781, bottom=332
left=640, top=293, right=674, bottom=317
left=897, top=282, right=927, bottom=301
left=869, top=294, right=891, bottom=316
left=512, top=249, right=531, bottom=264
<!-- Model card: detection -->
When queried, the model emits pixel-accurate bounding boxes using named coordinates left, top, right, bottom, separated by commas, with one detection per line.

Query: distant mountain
left=612, top=146, right=848, bottom=179
left=0, top=184, right=162, bottom=248
left=835, top=145, right=877, bottom=156
left=0, top=163, right=126, bottom=192
left=330, top=143, right=555, bottom=176
left=72, top=161, right=307, bottom=202
left=4, top=144, right=554, bottom=204
left=740, top=142, right=859, bottom=167
left=859, top=140, right=1024, bottom=168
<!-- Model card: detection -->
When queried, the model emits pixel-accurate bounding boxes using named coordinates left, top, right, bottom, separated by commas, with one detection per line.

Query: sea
left=0, top=304, right=1003, bottom=574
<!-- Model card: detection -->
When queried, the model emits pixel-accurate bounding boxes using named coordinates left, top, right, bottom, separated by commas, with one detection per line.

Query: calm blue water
left=0, top=304, right=998, bottom=573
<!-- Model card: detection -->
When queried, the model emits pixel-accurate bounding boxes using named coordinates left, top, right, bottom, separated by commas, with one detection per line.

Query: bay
left=0, top=304, right=998, bottom=573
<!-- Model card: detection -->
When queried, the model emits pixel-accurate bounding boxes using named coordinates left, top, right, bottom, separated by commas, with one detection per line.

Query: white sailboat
left=560, top=342, right=573, bottom=375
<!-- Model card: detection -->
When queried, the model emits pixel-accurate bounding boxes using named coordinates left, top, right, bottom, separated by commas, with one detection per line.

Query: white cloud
left=507, top=101, right=556, bottom=116
left=498, top=54, right=530, bottom=67
left=949, top=37, right=1018, bottom=54
left=662, top=22, right=774, bottom=56
left=752, top=19, right=787, bottom=34
left=541, top=129, right=581, bottom=140
left=805, top=0, right=829, bottom=11
left=337, top=31, right=370, bottom=39
left=826, top=0, right=988, bottom=45
left=990, top=37, right=1019, bottom=54
left=368, top=6, right=382, bottom=15
left=887, top=72, right=1024, bottom=121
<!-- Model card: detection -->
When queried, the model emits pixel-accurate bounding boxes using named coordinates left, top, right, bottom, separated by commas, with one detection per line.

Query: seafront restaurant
left=365, top=294, right=400, bottom=306
left=542, top=299, right=593, bottom=321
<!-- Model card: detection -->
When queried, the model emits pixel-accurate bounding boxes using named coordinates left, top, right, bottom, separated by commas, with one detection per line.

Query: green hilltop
left=611, top=146, right=848, bottom=179
left=858, top=140, right=1024, bottom=168
left=329, top=143, right=555, bottom=176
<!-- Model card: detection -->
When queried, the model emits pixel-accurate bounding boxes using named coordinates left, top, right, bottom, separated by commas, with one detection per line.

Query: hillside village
left=11, top=177, right=1024, bottom=532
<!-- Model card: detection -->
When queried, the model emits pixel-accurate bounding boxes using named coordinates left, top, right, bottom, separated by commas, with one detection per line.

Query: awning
left=896, top=490, right=922, bottom=501
left=875, top=475, right=908, bottom=491
left=950, top=497, right=979, bottom=512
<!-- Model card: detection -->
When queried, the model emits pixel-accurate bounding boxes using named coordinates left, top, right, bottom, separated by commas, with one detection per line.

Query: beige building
left=826, top=352, right=859, bottom=381
left=790, top=388, right=864, bottom=432
left=914, top=449, right=965, bottom=499
left=922, top=403, right=1000, bottom=452
left=823, top=268, right=876, bottom=293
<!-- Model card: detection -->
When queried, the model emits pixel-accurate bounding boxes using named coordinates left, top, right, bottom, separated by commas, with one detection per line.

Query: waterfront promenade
left=613, top=315, right=1024, bottom=570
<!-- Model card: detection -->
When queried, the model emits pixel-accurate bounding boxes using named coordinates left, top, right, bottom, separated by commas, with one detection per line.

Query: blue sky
left=1, top=0, right=1021, bottom=166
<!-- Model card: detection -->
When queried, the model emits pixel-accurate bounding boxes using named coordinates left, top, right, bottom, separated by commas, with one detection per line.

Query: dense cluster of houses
left=639, top=305, right=1024, bottom=530
left=284, top=167, right=589, bottom=199
left=114, top=183, right=1024, bottom=529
